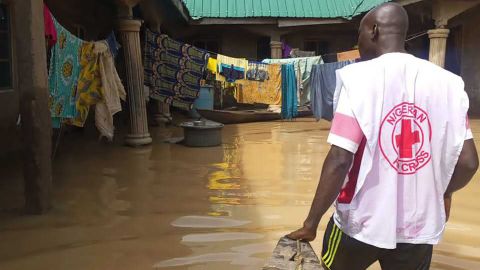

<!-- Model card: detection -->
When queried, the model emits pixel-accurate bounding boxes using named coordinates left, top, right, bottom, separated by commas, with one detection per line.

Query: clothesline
left=201, top=47, right=343, bottom=63
left=406, top=31, right=428, bottom=42
left=201, top=30, right=430, bottom=62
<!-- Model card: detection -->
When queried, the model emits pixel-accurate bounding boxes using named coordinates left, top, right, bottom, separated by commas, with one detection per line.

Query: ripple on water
left=182, top=232, right=264, bottom=243
left=171, top=216, right=251, bottom=228
left=153, top=241, right=276, bottom=268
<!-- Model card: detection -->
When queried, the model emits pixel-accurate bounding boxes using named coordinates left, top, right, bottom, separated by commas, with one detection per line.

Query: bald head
left=358, top=3, right=409, bottom=60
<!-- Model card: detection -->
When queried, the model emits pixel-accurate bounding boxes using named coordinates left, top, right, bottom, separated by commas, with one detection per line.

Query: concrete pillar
left=428, top=28, right=450, bottom=68
left=116, top=18, right=152, bottom=146
left=13, top=0, right=52, bottom=213
left=270, top=41, right=283, bottom=59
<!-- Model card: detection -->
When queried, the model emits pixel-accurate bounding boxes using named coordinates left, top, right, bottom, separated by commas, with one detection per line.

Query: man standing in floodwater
left=288, top=3, right=479, bottom=270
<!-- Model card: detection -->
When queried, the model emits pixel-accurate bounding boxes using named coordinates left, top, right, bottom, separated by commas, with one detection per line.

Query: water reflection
left=0, top=119, right=479, bottom=270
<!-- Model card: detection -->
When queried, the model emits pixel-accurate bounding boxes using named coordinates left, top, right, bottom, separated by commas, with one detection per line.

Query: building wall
left=460, top=13, right=480, bottom=114
left=221, top=31, right=259, bottom=59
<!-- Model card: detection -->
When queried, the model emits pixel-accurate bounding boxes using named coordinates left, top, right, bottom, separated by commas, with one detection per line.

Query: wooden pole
left=13, top=0, right=52, bottom=214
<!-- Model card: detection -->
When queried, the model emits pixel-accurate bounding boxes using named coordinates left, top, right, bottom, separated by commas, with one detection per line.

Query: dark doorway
left=257, top=37, right=270, bottom=61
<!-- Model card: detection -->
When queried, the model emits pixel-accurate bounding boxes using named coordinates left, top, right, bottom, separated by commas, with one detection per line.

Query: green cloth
left=48, top=18, right=83, bottom=128
left=263, top=56, right=323, bottom=106
left=281, top=64, right=298, bottom=120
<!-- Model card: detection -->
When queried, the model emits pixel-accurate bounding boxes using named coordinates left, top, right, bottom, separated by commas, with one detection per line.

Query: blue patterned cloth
left=48, top=18, right=83, bottom=128
left=106, top=32, right=119, bottom=58
left=281, top=64, right=298, bottom=120
left=144, top=29, right=209, bottom=110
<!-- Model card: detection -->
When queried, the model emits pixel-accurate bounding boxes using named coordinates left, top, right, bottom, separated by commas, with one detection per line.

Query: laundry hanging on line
left=106, top=32, right=120, bottom=58
left=216, top=54, right=248, bottom=82
left=290, top=48, right=316, bottom=58
left=337, top=49, right=361, bottom=62
left=47, top=11, right=125, bottom=139
left=236, top=63, right=282, bottom=106
left=310, top=60, right=355, bottom=122
left=48, top=17, right=83, bottom=129
left=281, top=64, right=298, bottom=120
left=262, top=56, right=323, bottom=106
left=144, top=29, right=209, bottom=110
left=246, top=62, right=269, bottom=82
left=95, top=41, right=127, bottom=141
left=43, top=4, right=57, bottom=48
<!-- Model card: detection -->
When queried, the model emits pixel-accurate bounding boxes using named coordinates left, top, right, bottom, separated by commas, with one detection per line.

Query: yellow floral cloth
left=235, top=64, right=282, bottom=105
left=72, top=42, right=104, bottom=127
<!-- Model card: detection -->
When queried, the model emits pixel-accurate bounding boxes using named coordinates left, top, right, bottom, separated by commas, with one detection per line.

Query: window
left=0, top=3, right=12, bottom=90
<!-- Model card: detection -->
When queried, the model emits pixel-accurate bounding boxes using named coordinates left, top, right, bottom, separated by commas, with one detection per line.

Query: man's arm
left=445, top=139, right=478, bottom=196
left=288, top=145, right=353, bottom=241
left=444, top=139, right=478, bottom=220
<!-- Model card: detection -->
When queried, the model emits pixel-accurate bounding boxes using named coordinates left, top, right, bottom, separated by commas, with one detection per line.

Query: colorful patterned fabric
left=216, top=54, right=248, bottom=82
left=219, top=64, right=245, bottom=83
left=246, top=62, right=269, bottom=82
left=144, top=29, right=209, bottom=110
left=263, top=56, right=323, bottom=106
left=48, top=18, right=83, bottom=128
left=71, top=42, right=104, bottom=127
left=236, top=64, right=282, bottom=105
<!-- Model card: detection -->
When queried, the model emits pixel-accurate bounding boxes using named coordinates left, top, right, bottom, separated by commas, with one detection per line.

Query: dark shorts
left=321, top=217, right=433, bottom=270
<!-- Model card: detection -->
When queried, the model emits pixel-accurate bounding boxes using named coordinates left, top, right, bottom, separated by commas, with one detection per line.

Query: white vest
left=332, top=53, right=470, bottom=249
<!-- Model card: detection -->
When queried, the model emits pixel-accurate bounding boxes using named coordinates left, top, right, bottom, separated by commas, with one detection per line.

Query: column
left=13, top=0, right=52, bottom=213
left=116, top=19, right=153, bottom=146
left=154, top=102, right=171, bottom=124
left=270, top=41, right=283, bottom=59
left=428, top=28, right=450, bottom=68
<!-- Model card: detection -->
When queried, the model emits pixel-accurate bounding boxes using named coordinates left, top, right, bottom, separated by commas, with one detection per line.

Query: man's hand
left=286, top=146, right=353, bottom=243
left=287, top=226, right=317, bottom=242
left=444, top=195, right=452, bottom=222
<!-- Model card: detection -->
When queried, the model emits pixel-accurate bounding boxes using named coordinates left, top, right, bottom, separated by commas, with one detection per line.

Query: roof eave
left=168, top=0, right=191, bottom=21
left=190, top=17, right=348, bottom=26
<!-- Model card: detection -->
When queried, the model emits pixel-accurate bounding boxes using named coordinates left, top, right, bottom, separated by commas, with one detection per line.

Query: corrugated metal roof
left=182, top=0, right=391, bottom=20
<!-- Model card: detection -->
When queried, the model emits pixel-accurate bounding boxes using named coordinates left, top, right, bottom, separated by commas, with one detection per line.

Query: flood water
left=0, top=118, right=479, bottom=270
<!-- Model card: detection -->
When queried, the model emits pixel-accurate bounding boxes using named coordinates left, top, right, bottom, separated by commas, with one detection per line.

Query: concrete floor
left=0, top=118, right=480, bottom=269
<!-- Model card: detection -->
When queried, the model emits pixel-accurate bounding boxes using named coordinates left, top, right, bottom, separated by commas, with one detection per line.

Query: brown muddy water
left=0, top=118, right=479, bottom=270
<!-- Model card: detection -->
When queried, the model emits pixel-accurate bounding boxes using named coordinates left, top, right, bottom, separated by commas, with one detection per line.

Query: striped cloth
left=144, top=29, right=209, bottom=110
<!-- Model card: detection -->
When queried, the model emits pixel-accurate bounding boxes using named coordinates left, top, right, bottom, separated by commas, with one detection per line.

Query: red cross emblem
left=379, top=103, right=432, bottom=175
left=395, top=119, right=421, bottom=159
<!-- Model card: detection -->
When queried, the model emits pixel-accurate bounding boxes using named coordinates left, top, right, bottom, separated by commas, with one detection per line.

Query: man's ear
left=372, top=24, right=379, bottom=41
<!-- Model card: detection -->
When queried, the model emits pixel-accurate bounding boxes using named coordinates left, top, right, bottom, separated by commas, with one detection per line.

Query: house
left=0, top=0, right=187, bottom=213
left=163, top=0, right=480, bottom=114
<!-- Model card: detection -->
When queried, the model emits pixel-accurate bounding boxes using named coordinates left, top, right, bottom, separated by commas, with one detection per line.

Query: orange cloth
left=337, top=49, right=361, bottom=62
left=235, top=64, right=282, bottom=105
